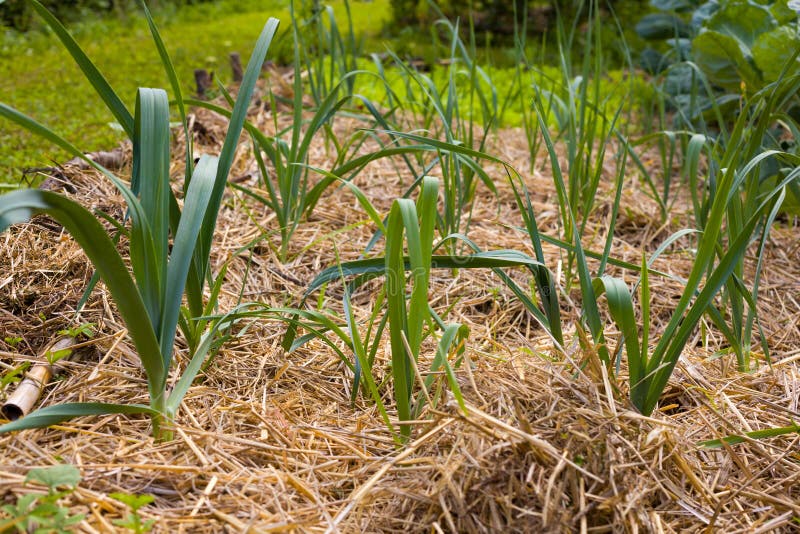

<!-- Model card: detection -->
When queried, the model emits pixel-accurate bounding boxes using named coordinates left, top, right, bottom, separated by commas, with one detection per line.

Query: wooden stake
left=194, top=69, right=213, bottom=98
left=230, top=52, right=243, bottom=82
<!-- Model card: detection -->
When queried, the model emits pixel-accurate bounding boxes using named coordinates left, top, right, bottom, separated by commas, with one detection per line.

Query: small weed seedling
left=0, top=362, right=30, bottom=391
left=110, top=492, right=156, bottom=533
left=0, top=464, right=84, bottom=533
left=57, top=323, right=95, bottom=339
left=3, top=336, right=22, bottom=347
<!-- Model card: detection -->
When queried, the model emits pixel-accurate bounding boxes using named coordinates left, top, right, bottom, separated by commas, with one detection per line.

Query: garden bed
left=1, top=99, right=798, bottom=532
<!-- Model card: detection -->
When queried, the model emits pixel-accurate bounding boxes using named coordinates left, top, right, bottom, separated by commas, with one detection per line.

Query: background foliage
left=1, top=0, right=216, bottom=30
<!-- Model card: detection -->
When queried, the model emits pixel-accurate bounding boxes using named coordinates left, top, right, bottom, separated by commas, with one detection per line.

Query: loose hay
left=1, top=98, right=799, bottom=532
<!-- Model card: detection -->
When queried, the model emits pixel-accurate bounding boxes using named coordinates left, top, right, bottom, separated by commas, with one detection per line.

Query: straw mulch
left=1, top=91, right=799, bottom=533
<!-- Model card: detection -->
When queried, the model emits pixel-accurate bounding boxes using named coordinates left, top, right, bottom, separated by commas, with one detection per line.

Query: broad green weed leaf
left=25, top=465, right=81, bottom=490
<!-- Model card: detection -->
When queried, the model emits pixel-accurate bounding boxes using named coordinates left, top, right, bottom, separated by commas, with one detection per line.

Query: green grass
left=0, top=0, right=655, bottom=186
left=0, top=0, right=390, bottom=183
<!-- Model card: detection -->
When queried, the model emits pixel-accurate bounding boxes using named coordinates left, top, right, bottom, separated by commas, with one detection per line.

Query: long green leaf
left=158, top=156, right=218, bottom=374
left=137, top=0, right=193, bottom=182
left=304, top=250, right=545, bottom=296
left=699, top=424, right=800, bottom=448
left=385, top=199, right=412, bottom=432
left=166, top=300, right=243, bottom=415
left=0, top=403, right=157, bottom=433
left=593, top=275, right=644, bottom=406
left=426, top=323, right=469, bottom=414
left=28, top=0, right=133, bottom=137
left=193, top=18, right=279, bottom=302
left=407, top=177, right=438, bottom=355
left=339, top=265, right=397, bottom=439
left=0, top=190, right=165, bottom=404
left=132, top=88, right=171, bottom=330
left=0, top=104, right=154, bottom=242
left=533, top=91, right=609, bottom=364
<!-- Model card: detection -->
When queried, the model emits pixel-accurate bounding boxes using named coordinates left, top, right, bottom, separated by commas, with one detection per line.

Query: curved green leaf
left=167, top=296, right=242, bottom=415
left=29, top=0, right=133, bottom=137
left=303, top=250, right=544, bottom=296
left=427, top=323, right=469, bottom=414
left=593, top=275, right=644, bottom=405
left=0, top=403, right=157, bottom=433
left=0, top=190, right=165, bottom=400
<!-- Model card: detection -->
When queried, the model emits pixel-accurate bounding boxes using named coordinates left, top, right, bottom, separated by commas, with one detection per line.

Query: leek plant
left=366, top=15, right=500, bottom=252
left=186, top=0, right=399, bottom=261
left=688, top=73, right=800, bottom=372
left=282, top=176, right=556, bottom=440
left=0, top=1, right=280, bottom=439
left=191, top=6, right=503, bottom=261
left=187, top=74, right=399, bottom=262
left=356, top=130, right=566, bottom=345
left=573, top=77, right=800, bottom=415
left=293, top=0, right=359, bottom=106
left=522, top=0, right=636, bottom=288
left=631, top=58, right=800, bottom=373
left=187, top=77, right=440, bottom=263
left=521, top=2, right=798, bottom=414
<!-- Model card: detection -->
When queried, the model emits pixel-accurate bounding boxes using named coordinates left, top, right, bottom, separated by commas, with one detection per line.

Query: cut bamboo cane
left=1, top=336, right=77, bottom=421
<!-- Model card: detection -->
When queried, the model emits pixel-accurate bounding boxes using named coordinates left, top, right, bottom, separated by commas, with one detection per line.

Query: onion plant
left=0, top=2, right=280, bottom=439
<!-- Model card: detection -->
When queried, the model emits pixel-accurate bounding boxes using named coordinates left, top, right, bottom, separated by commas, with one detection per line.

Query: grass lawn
left=0, top=0, right=391, bottom=185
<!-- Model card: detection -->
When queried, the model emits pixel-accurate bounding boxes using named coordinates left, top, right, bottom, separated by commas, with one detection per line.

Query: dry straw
left=1, top=1, right=798, bottom=530
left=0, top=103, right=798, bottom=530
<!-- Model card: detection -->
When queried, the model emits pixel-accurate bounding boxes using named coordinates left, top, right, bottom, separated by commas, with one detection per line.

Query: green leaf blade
left=28, top=0, right=134, bottom=137
left=0, top=403, right=158, bottom=433
left=0, top=190, right=165, bottom=402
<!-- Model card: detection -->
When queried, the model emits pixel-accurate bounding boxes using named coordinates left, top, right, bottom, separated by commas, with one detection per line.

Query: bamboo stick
left=1, top=337, right=77, bottom=421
